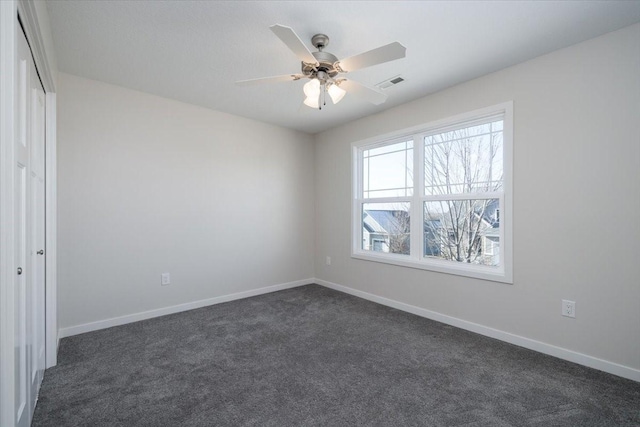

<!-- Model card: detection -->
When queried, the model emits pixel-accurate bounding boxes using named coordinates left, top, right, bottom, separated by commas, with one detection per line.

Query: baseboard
left=58, top=278, right=313, bottom=339
left=49, top=333, right=60, bottom=368
left=314, top=278, right=640, bottom=383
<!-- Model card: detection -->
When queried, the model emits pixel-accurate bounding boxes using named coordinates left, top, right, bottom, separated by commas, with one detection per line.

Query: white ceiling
left=47, top=1, right=640, bottom=134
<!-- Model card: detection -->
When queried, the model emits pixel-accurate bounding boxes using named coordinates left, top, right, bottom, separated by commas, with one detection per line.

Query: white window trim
left=351, top=102, right=513, bottom=284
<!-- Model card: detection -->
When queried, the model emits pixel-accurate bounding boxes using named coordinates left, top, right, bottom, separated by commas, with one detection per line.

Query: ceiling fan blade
left=270, top=24, right=319, bottom=66
left=235, top=74, right=304, bottom=86
left=338, top=42, right=406, bottom=73
left=340, top=80, right=388, bottom=105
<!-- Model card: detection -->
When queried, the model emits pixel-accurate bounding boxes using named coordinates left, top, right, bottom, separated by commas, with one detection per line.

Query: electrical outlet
left=325, top=256, right=331, bottom=266
left=161, top=273, right=170, bottom=286
left=562, top=300, right=575, bottom=318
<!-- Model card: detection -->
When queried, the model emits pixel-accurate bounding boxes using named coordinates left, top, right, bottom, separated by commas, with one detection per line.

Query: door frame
left=1, top=1, right=57, bottom=425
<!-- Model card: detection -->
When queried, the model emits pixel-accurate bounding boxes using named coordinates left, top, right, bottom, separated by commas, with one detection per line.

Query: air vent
left=376, top=75, right=405, bottom=90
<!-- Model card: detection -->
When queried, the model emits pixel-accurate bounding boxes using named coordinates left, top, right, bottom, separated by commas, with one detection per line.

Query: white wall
left=314, top=24, right=640, bottom=372
left=57, top=73, right=315, bottom=330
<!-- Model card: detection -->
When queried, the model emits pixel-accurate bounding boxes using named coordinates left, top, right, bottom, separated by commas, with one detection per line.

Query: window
left=352, top=102, right=512, bottom=283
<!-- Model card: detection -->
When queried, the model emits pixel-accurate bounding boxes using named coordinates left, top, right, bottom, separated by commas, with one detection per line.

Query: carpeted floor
left=33, top=284, right=640, bottom=426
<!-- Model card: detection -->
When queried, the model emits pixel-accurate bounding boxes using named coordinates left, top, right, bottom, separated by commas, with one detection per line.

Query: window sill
left=351, top=251, right=513, bottom=284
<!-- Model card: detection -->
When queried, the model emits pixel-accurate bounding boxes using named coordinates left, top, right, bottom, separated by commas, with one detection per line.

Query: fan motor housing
left=302, top=51, right=340, bottom=79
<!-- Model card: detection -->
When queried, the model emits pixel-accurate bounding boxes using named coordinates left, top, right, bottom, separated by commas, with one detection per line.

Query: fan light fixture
left=303, top=79, right=345, bottom=110
left=328, top=84, right=346, bottom=104
left=302, top=70, right=345, bottom=110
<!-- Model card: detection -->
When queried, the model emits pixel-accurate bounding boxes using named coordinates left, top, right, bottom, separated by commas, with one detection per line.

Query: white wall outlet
left=325, top=256, right=331, bottom=266
left=161, top=273, right=170, bottom=286
left=562, top=300, right=575, bottom=318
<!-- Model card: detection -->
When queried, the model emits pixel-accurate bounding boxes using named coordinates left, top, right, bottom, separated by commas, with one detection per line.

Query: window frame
left=351, top=102, right=513, bottom=284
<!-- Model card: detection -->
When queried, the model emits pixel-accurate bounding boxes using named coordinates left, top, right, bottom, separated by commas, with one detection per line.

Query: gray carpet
left=33, top=284, right=640, bottom=426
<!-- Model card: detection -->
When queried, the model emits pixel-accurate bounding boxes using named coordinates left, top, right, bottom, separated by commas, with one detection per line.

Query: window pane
left=423, top=199, right=500, bottom=266
left=424, top=120, right=503, bottom=195
left=362, top=202, right=411, bottom=255
left=363, top=141, right=413, bottom=198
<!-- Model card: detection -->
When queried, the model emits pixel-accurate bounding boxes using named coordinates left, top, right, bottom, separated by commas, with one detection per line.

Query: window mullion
left=362, top=196, right=413, bottom=204
left=355, top=147, right=363, bottom=199
left=422, top=191, right=503, bottom=202
left=411, top=134, right=423, bottom=260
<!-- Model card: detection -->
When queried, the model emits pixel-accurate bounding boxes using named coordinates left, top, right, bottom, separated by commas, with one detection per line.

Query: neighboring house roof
left=363, top=211, right=387, bottom=234
left=481, top=199, right=500, bottom=228
left=424, top=200, right=499, bottom=230
left=365, top=210, right=409, bottom=234
left=424, top=219, right=442, bottom=231
left=365, top=201, right=498, bottom=236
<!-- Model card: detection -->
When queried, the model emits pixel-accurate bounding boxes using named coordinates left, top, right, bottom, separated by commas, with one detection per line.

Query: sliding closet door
left=14, top=20, right=46, bottom=427
left=29, top=39, right=47, bottom=405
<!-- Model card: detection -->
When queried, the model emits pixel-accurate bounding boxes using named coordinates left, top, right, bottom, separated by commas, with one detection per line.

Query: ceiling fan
left=236, top=25, right=406, bottom=110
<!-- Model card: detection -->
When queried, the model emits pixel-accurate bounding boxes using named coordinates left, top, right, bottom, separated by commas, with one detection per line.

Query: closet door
left=14, top=21, right=46, bottom=427
left=15, top=22, right=31, bottom=427
left=29, top=43, right=47, bottom=407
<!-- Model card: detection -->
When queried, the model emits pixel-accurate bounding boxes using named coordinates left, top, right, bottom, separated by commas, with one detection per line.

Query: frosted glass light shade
left=303, top=79, right=321, bottom=97
left=328, top=84, right=346, bottom=104
left=304, top=95, right=319, bottom=108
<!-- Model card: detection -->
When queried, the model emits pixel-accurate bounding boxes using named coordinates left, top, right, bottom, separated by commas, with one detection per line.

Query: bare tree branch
left=423, top=124, right=503, bottom=266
